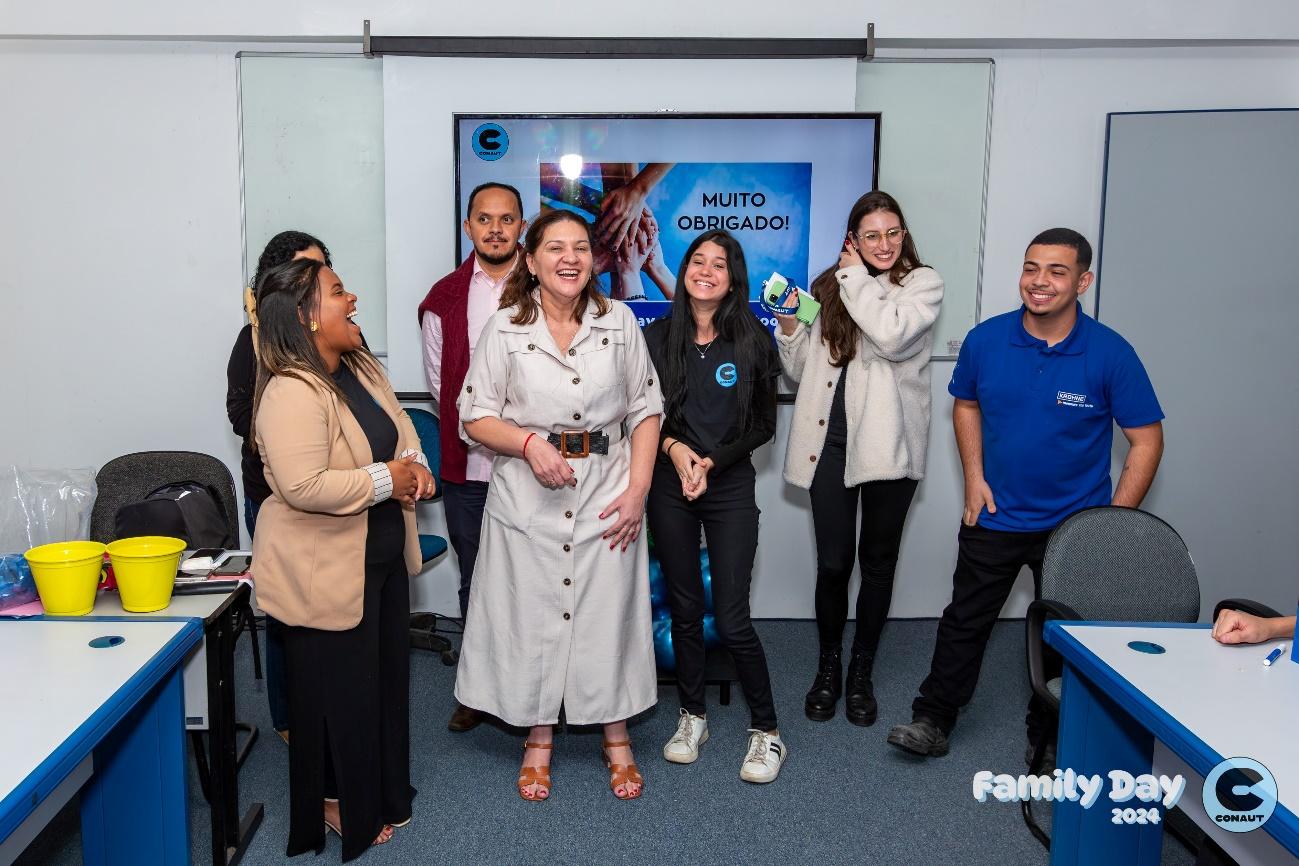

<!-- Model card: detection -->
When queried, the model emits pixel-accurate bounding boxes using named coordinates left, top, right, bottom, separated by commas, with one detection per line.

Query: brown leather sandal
left=602, top=739, right=644, bottom=800
left=518, top=741, right=553, bottom=801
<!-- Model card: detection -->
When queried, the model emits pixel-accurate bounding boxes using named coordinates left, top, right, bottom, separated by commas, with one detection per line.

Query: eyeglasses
left=852, top=228, right=906, bottom=247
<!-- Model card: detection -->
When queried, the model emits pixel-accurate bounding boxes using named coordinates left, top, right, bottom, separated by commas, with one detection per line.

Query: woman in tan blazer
left=251, top=257, right=435, bottom=861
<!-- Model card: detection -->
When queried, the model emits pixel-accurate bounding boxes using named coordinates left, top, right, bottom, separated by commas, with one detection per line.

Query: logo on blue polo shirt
left=715, top=363, right=737, bottom=388
left=1056, top=390, right=1094, bottom=409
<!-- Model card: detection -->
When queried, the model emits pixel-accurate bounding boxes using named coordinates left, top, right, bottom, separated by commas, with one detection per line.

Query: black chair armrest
left=1213, top=597, right=1284, bottom=622
left=1026, top=599, right=1082, bottom=712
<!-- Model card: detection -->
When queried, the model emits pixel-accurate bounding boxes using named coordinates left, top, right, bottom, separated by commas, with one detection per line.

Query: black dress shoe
left=804, top=648, right=843, bottom=721
left=886, top=717, right=950, bottom=757
left=448, top=703, right=484, bottom=732
left=844, top=651, right=877, bottom=727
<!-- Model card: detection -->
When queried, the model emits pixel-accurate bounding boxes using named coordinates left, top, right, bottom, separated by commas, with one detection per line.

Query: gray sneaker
left=739, top=730, right=787, bottom=783
left=663, top=709, right=709, bottom=764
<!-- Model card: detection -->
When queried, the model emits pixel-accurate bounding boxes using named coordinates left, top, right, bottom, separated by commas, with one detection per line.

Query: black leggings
left=647, top=459, right=777, bottom=731
left=808, top=439, right=919, bottom=656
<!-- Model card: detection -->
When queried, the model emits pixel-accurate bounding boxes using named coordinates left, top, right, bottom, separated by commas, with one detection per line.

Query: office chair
left=1212, top=597, right=1283, bottom=621
left=404, top=408, right=458, bottom=665
left=90, top=450, right=262, bottom=797
left=1023, top=506, right=1200, bottom=850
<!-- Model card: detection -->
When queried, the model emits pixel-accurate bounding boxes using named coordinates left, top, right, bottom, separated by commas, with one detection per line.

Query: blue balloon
left=648, top=541, right=722, bottom=671
left=648, top=550, right=668, bottom=613
left=702, top=613, right=721, bottom=647
left=653, top=616, right=677, bottom=671
left=700, top=548, right=715, bottom=610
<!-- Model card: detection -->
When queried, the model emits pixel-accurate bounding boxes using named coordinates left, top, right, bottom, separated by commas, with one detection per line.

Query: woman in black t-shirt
left=643, top=230, right=786, bottom=784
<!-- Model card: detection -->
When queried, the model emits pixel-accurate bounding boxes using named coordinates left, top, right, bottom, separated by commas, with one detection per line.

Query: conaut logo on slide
left=472, top=123, right=509, bottom=161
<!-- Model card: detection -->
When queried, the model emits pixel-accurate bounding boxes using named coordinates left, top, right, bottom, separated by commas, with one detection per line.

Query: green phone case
left=794, top=292, right=821, bottom=326
left=764, top=271, right=820, bottom=325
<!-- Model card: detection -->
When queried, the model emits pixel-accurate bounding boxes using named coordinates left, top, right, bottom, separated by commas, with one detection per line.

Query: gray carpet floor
left=15, top=619, right=1199, bottom=865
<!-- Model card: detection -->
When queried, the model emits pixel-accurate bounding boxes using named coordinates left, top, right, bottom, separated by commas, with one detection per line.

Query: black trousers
left=646, top=459, right=778, bottom=731
left=441, top=479, right=489, bottom=619
left=808, top=439, right=919, bottom=656
left=912, top=522, right=1058, bottom=743
left=283, top=554, right=415, bottom=862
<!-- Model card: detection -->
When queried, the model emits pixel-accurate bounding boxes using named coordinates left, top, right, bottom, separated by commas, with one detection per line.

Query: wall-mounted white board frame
left=238, top=53, right=389, bottom=352
left=855, top=59, right=993, bottom=358
left=1096, top=108, right=1299, bottom=619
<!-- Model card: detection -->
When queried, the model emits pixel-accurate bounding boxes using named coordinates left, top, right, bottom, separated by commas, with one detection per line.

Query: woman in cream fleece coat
left=775, top=191, right=943, bottom=728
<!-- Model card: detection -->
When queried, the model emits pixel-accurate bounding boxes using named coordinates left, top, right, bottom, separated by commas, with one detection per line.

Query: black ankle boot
left=844, top=650, right=877, bottom=727
left=804, top=648, right=843, bottom=721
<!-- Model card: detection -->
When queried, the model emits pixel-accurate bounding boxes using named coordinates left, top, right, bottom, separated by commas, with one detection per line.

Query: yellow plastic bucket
left=106, top=536, right=186, bottom=613
left=24, top=540, right=107, bottom=616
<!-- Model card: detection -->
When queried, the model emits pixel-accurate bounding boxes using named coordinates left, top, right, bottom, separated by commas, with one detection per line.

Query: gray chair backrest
left=88, top=451, right=239, bottom=544
left=1040, top=506, right=1200, bottom=623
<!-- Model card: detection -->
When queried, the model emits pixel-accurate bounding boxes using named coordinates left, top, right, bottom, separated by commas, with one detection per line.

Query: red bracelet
left=523, top=432, right=536, bottom=457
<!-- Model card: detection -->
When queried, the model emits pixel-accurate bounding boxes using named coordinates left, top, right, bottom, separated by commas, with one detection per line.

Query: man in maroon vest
left=418, top=182, right=526, bottom=731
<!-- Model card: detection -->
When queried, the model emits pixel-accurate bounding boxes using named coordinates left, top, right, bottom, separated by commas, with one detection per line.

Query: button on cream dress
left=453, top=296, right=664, bottom=726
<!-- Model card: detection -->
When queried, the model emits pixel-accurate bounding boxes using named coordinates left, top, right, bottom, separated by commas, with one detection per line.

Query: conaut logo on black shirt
left=715, top=363, right=738, bottom=388
left=1056, top=390, right=1094, bottom=408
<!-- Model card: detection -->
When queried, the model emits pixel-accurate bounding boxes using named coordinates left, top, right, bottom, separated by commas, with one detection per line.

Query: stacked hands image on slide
left=228, top=180, right=1179, bottom=862
left=542, top=161, right=678, bottom=301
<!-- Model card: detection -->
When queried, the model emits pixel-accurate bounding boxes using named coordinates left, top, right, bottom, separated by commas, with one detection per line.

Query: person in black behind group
left=643, top=230, right=788, bottom=784
left=226, top=229, right=331, bottom=743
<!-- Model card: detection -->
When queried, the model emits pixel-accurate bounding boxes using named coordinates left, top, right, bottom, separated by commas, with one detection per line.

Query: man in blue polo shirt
left=887, top=227, right=1164, bottom=761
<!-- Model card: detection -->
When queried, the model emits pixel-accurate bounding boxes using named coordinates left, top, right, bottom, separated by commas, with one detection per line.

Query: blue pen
left=1263, top=644, right=1287, bottom=666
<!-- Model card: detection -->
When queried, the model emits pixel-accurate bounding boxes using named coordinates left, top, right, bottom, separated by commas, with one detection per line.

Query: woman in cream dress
left=454, top=208, right=663, bottom=801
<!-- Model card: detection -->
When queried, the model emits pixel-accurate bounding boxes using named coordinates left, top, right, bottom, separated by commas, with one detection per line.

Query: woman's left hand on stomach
left=600, top=486, right=647, bottom=552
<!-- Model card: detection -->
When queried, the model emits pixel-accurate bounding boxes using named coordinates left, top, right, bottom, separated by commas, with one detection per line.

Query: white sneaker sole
left=663, top=728, right=709, bottom=764
left=740, top=755, right=786, bottom=784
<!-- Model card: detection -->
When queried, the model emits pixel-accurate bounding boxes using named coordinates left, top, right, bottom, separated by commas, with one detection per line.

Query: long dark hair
left=250, top=258, right=383, bottom=451
left=660, top=230, right=774, bottom=440
left=499, top=209, right=610, bottom=325
left=811, top=191, right=925, bottom=366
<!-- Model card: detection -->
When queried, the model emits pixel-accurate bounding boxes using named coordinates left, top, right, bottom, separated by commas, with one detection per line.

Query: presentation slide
left=455, top=114, right=878, bottom=331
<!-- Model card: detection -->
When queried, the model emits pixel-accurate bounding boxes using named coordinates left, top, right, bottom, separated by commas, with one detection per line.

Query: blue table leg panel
left=1051, top=664, right=1163, bottom=866
left=81, top=668, right=190, bottom=866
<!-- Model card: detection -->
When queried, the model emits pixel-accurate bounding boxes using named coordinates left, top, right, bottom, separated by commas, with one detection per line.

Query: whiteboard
left=1096, top=108, right=1299, bottom=618
left=238, top=54, right=388, bottom=351
left=856, top=59, right=992, bottom=357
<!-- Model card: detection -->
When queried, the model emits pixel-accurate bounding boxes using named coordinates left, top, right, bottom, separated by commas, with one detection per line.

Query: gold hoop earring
left=309, top=321, right=319, bottom=332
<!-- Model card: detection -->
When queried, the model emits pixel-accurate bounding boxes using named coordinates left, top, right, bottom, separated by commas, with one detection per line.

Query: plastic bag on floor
left=0, top=465, right=98, bottom=552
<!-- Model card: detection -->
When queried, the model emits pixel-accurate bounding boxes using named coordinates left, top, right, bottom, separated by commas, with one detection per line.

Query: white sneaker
left=739, top=729, right=787, bottom=783
left=663, top=709, right=709, bottom=764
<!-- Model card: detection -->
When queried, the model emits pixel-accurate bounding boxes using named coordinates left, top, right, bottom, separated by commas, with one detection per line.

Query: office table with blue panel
left=1046, top=622, right=1298, bottom=866
left=0, top=618, right=201, bottom=866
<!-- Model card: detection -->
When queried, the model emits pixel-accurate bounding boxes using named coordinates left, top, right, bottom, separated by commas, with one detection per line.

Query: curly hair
left=254, top=231, right=331, bottom=287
